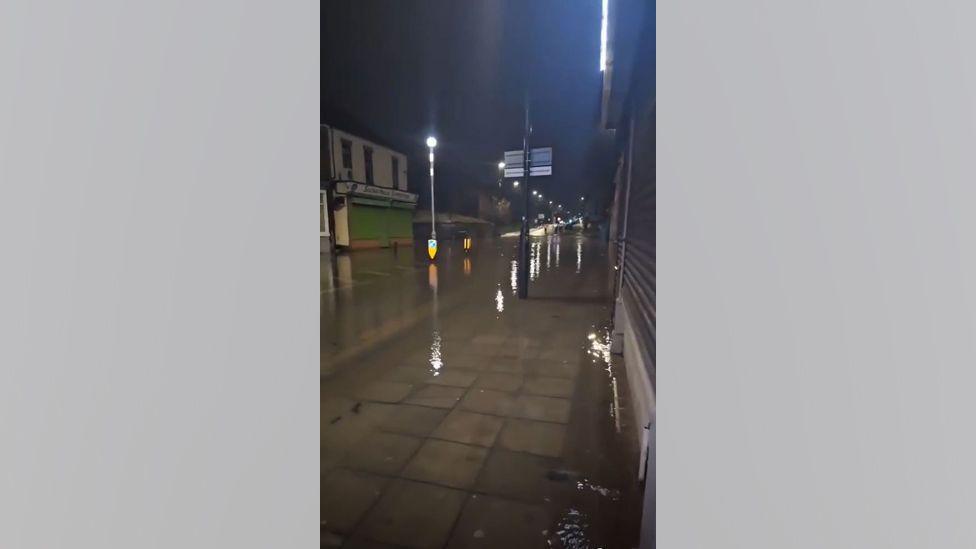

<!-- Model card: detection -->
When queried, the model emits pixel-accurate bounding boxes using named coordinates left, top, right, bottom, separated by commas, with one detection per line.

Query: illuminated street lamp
left=426, top=135, right=438, bottom=259
left=498, top=161, right=505, bottom=170
left=513, top=180, right=520, bottom=188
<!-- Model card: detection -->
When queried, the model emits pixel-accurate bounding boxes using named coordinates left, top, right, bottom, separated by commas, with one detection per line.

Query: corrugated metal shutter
left=617, top=102, right=656, bottom=383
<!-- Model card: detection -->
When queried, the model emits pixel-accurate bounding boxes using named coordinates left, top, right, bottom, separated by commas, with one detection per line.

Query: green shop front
left=331, top=182, right=417, bottom=249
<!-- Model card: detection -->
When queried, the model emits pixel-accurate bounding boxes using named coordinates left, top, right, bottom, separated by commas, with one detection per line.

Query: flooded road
left=322, top=235, right=643, bottom=548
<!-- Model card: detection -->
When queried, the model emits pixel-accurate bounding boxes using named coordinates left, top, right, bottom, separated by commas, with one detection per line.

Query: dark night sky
left=323, top=0, right=614, bottom=215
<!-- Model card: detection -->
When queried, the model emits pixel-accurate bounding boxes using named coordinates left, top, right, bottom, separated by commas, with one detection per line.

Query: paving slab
left=446, top=494, right=551, bottom=549
left=401, top=439, right=489, bottom=489
left=361, top=402, right=448, bottom=437
left=355, top=381, right=415, bottom=403
left=512, top=394, right=571, bottom=423
left=431, top=409, right=504, bottom=447
left=320, top=468, right=388, bottom=534
left=472, top=372, right=523, bottom=392
left=356, top=479, right=466, bottom=549
left=522, top=376, right=575, bottom=398
left=342, top=431, right=422, bottom=475
left=459, top=388, right=516, bottom=416
left=425, top=369, right=477, bottom=388
left=497, top=418, right=567, bottom=457
left=404, top=385, right=466, bottom=409
left=474, top=449, right=565, bottom=504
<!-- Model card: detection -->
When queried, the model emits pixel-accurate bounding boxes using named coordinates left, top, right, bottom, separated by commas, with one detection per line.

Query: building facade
left=600, top=1, right=656, bottom=547
left=322, top=124, right=417, bottom=250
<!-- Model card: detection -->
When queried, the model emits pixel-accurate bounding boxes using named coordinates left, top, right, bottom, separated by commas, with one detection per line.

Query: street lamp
left=498, top=161, right=505, bottom=170
left=426, top=136, right=438, bottom=259
left=513, top=180, right=519, bottom=188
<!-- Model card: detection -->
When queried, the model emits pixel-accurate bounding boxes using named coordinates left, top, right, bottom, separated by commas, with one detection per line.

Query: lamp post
left=426, top=136, right=438, bottom=259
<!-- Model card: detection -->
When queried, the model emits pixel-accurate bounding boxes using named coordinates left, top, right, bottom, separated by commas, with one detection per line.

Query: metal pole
left=429, top=147, right=436, bottom=239
left=517, top=97, right=531, bottom=299
left=617, top=113, right=636, bottom=294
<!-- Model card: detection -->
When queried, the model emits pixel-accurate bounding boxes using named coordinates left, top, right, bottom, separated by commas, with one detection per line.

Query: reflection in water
left=588, top=328, right=620, bottom=432
left=546, top=237, right=552, bottom=270
left=463, top=257, right=472, bottom=276
left=428, top=263, right=438, bottom=290
left=429, top=330, right=443, bottom=373
left=576, top=479, right=622, bottom=501
left=429, top=263, right=442, bottom=374
left=530, top=241, right=542, bottom=281
left=576, top=239, right=583, bottom=273
left=338, top=254, right=353, bottom=284
left=495, top=286, right=504, bottom=313
left=554, top=236, right=561, bottom=268
left=549, top=508, right=594, bottom=549
left=510, top=260, right=518, bottom=294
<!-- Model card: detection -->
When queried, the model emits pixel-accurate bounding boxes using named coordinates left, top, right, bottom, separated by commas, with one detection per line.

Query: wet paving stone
left=361, top=403, right=448, bottom=437
left=323, top=238, right=642, bottom=548
left=342, top=431, right=422, bottom=475
left=401, top=439, right=489, bottom=489
left=472, top=372, right=523, bottom=392
left=384, top=366, right=435, bottom=384
left=485, top=357, right=525, bottom=373
left=526, top=360, right=580, bottom=379
left=357, top=479, right=466, bottom=549
left=320, top=469, right=389, bottom=534
left=356, top=381, right=415, bottom=403
left=431, top=409, right=504, bottom=447
left=474, top=449, right=565, bottom=504
left=459, top=388, right=516, bottom=416
left=404, top=385, right=466, bottom=409
left=497, top=418, right=567, bottom=458
left=425, top=369, right=477, bottom=388
left=446, top=494, right=551, bottom=549
left=522, top=376, right=575, bottom=398
left=512, top=394, right=571, bottom=423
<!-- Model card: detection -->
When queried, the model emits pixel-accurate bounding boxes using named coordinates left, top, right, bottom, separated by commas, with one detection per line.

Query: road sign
left=503, top=147, right=552, bottom=178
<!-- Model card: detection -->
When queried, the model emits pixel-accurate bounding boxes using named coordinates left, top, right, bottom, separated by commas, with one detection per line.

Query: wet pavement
left=322, top=234, right=643, bottom=548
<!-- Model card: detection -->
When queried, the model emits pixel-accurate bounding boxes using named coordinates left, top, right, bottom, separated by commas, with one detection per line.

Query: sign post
left=505, top=110, right=552, bottom=298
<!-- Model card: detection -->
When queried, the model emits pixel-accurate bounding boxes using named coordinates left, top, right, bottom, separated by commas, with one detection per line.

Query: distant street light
left=427, top=136, right=438, bottom=259
left=531, top=190, right=537, bottom=195
left=498, top=161, right=505, bottom=170
left=513, top=180, right=519, bottom=188
left=548, top=200, right=553, bottom=205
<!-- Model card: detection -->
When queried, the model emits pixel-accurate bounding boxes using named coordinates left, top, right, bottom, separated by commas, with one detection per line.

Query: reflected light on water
left=429, top=330, right=443, bottom=372
left=463, top=257, right=471, bottom=276
left=428, top=263, right=438, bottom=289
left=530, top=242, right=541, bottom=281
left=576, top=239, right=583, bottom=273
left=510, top=260, right=518, bottom=294
left=495, top=286, right=504, bottom=313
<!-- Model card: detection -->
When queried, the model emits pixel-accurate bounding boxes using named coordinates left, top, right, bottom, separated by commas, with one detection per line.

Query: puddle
left=548, top=508, right=595, bottom=549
